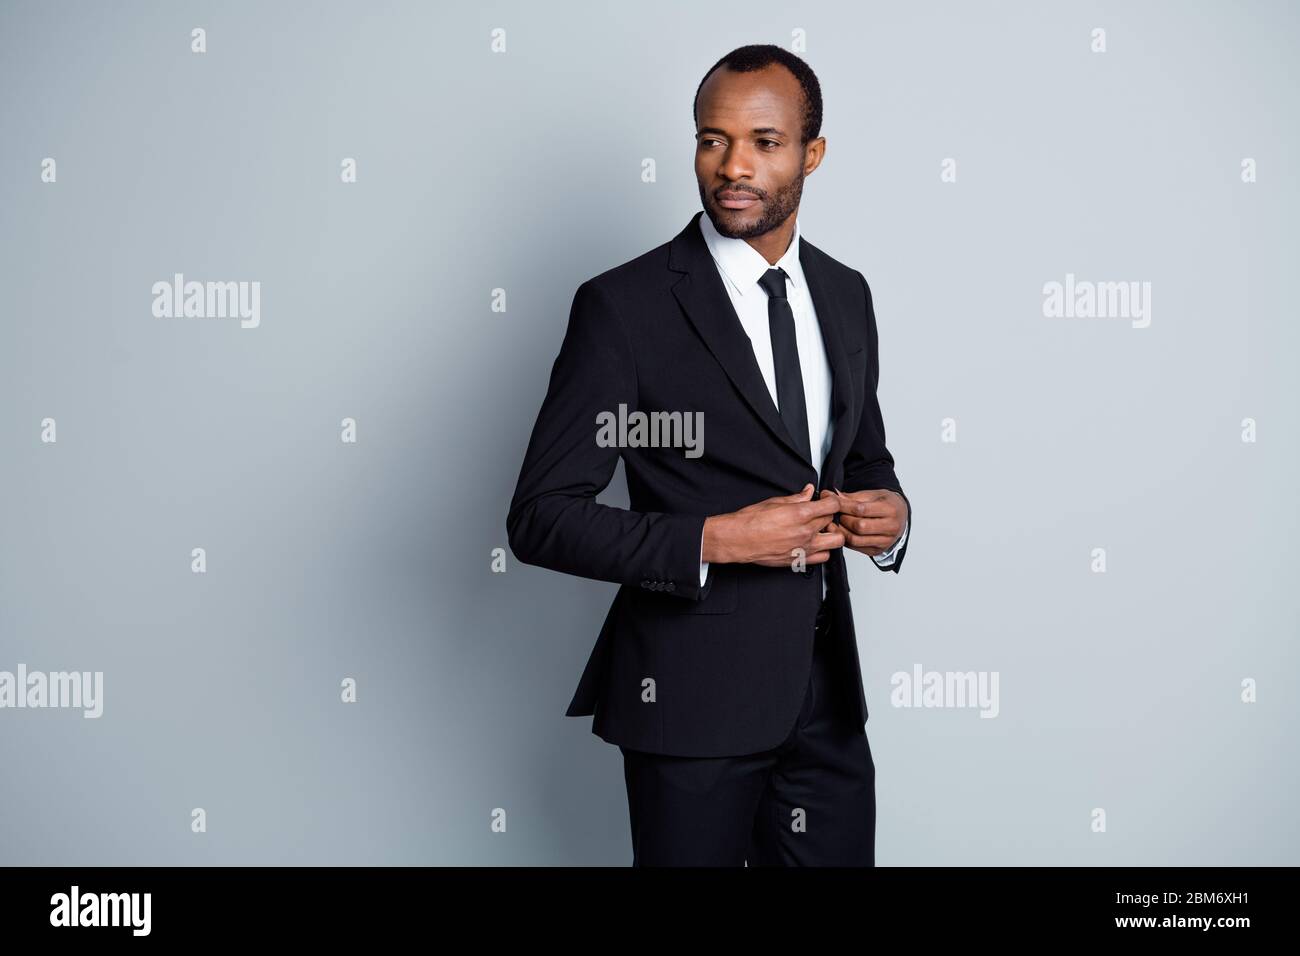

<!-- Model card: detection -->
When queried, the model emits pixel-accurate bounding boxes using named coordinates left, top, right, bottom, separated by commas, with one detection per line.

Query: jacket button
left=666, top=582, right=676, bottom=591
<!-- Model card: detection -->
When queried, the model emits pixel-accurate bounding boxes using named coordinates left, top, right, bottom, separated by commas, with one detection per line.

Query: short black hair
left=693, top=44, right=823, bottom=146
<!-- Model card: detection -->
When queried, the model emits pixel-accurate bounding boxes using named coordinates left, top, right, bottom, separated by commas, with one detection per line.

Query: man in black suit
left=506, top=44, right=910, bottom=866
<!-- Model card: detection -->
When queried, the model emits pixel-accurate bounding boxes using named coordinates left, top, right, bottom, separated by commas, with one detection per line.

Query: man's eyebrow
left=696, top=126, right=788, bottom=138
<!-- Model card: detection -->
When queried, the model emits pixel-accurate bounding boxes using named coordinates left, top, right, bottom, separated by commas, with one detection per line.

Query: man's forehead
left=702, top=65, right=798, bottom=102
left=698, top=70, right=799, bottom=129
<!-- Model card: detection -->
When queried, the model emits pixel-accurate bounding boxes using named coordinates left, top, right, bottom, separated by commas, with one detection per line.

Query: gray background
left=1, top=0, right=1296, bottom=865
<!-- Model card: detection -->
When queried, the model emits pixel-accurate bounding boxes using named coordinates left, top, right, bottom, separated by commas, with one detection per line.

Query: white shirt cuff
left=699, top=526, right=710, bottom=586
left=871, top=515, right=909, bottom=567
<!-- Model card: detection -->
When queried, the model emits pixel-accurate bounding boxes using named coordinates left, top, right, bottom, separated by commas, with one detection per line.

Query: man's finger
left=809, top=529, right=845, bottom=551
left=840, top=514, right=895, bottom=534
left=799, top=496, right=843, bottom=524
left=778, top=483, right=816, bottom=502
left=842, top=497, right=894, bottom=518
left=844, top=531, right=898, bottom=550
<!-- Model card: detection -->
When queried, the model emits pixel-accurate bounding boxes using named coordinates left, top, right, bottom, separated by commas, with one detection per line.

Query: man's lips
left=717, top=191, right=760, bottom=210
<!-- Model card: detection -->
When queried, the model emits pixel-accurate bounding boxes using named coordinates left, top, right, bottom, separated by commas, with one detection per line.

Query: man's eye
left=758, top=140, right=779, bottom=149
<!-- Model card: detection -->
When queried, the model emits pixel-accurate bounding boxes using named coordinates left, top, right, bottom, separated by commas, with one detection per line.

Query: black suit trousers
left=619, top=601, right=876, bottom=866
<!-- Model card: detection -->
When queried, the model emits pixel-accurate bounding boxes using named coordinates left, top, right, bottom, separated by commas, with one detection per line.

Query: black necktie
left=758, top=267, right=812, bottom=467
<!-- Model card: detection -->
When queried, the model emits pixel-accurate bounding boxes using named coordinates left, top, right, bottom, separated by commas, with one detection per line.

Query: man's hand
left=702, top=484, right=845, bottom=568
left=832, top=488, right=907, bottom=558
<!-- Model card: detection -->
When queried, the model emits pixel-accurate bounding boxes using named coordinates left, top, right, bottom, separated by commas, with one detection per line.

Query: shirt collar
left=698, top=209, right=805, bottom=298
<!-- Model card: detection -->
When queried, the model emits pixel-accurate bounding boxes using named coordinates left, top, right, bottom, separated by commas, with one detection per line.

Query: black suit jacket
left=506, top=210, right=910, bottom=758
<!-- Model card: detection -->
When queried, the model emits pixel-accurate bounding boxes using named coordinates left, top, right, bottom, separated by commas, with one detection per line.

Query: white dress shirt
left=695, top=211, right=909, bottom=597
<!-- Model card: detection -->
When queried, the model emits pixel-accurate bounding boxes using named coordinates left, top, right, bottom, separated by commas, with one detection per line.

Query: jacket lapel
left=668, top=211, right=858, bottom=485
left=799, top=239, right=858, bottom=490
left=669, top=212, right=809, bottom=470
